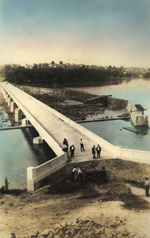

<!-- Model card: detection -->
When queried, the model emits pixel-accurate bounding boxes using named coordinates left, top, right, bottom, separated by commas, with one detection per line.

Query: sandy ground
left=1, top=88, right=150, bottom=237
left=1, top=159, right=150, bottom=238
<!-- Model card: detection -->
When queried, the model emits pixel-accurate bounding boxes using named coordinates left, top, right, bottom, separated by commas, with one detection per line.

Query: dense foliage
left=2, top=65, right=129, bottom=87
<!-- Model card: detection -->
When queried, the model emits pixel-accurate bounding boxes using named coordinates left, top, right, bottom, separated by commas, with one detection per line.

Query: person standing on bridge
left=92, top=145, right=96, bottom=159
left=70, top=144, right=75, bottom=158
left=80, top=138, right=85, bottom=151
left=96, top=144, right=101, bottom=158
left=63, top=138, right=68, bottom=153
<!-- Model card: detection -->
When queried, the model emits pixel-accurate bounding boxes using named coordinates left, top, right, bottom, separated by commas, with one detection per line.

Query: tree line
left=143, top=68, right=150, bottom=78
left=1, top=64, right=131, bottom=87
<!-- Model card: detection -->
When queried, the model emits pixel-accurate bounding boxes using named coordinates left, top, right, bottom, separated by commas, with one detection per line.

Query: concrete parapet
left=22, top=92, right=115, bottom=156
left=1, top=83, right=63, bottom=157
left=33, top=120, right=63, bottom=156
left=27, top=153, right=67, bottom=191
left=27, top=91, right=150, bottom=163
left=118, top=147, right=150, bottom=164
left=27, top=166, right=36, bottom=191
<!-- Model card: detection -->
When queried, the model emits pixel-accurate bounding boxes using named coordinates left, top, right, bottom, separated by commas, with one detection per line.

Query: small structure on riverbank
left=130, top=104, right=148, bottom=127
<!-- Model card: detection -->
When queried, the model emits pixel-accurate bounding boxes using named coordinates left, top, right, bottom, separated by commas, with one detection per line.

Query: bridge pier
left=15, top=108, right=21, bottom=122
left=6, top=95, right=10, bottom=103
left=22, top=118, right=30, bottom=126
left=3, top=91, right=8, bottom=100
left=10, top=101, right=15, bottom=112
left=33, top=136, right=43, bottom=144
left=8, top=97, right=12, bottom=106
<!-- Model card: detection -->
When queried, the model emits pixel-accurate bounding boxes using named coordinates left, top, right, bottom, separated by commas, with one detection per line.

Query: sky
left=0, top=0, right=150, bottom=67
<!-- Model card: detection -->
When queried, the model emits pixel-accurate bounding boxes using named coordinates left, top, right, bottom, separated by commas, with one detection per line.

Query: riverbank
left=18, top=85, right=128, bottom=122
left=1, top=159, right=150, bottom=237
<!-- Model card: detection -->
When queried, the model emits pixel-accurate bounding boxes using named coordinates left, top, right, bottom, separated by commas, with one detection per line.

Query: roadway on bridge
left=1, top=82, right=114, bottom=163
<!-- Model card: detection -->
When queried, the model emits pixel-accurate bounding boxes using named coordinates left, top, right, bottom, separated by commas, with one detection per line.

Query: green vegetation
left=1, top=64, right=130, bottom=87
left=143, top=68, right=150, bottom=78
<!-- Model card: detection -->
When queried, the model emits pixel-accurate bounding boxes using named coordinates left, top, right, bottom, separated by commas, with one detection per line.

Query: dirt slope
left=1, top=159, right=150, bottom=237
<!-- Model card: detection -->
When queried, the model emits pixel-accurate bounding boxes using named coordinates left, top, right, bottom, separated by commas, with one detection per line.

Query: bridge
left=1, top=82, right=150, bottom=191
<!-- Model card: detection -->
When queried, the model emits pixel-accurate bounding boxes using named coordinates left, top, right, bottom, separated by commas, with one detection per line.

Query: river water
left=1, top=78, right=150, bottom=189
left=73, top=78, right=150, bottom=152
left=0, top=93, right=55, bottom=190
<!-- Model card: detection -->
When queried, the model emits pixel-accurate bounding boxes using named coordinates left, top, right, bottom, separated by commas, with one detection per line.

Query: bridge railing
left=0, top=83, right=63, bottom=156
left=27, top=153, right=67, bottom=191
left=25, top=88, right=150, bottom=162
left=1, top=84, right=67, bottom=191
left=118, top=147, right=150, bottom=163
left=35, top=153, right=66, bottom=178
left=19, top=88, right=116, bottom=156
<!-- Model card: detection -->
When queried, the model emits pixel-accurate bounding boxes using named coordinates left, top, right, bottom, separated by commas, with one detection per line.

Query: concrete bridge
left=1, top=82, right=150, bottom=191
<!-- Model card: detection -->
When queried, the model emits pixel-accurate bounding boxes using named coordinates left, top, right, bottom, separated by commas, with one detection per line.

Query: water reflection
left=21, top=127, right=56, bottom=164
left=136, top=126, right=149, bottom=136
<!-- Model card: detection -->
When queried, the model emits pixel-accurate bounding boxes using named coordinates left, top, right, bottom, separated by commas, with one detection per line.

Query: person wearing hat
left=92, top=145, right=96, bottom=159
left=70, top=144, right=75, bottom=158
left=80, top=138, right=85, bottom=151
left=96, top=144, right=101, bottom=158
left=63, top=138, right=68, bottom=152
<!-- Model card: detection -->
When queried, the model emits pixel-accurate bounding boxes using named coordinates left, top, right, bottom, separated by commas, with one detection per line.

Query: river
left=0, top=93, right=55, bottom=190
left=73, top=78, right=150, bottom=152
left=1, top=78, right=150, bottom=189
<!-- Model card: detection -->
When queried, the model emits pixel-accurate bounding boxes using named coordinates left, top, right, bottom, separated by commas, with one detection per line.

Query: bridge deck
left=0, top=83, right=114, bottom=162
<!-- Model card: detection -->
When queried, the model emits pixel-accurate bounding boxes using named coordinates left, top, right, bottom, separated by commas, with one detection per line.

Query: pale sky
left=0, top=0, right=150, bottom=67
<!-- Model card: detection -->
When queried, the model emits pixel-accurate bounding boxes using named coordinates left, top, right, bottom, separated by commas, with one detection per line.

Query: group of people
left=62, top=138, right=102, bottom=160
left=92, top=145, right=101, bottom=159
left=71, top=166, right=85, bottom=184
left=62, top=138, right=86, bottom=158
left=62, top=138, right=76, bottom=158
left=71, top=166, right=107, bottom=186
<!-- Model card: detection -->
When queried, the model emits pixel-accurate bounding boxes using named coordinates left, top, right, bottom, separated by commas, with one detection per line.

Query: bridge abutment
left=27, top=154, right=67, bottom=191
left=27, top=166, right=36, bottom=191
